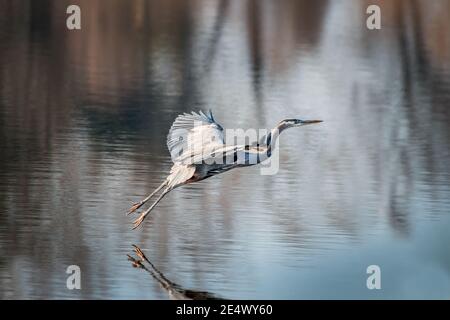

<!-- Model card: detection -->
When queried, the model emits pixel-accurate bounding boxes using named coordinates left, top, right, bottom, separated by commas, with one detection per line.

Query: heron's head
left=278, top=118, right=323, bottom=130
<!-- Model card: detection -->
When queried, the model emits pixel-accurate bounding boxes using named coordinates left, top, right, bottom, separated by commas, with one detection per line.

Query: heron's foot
left=132, top=212, right=148, bottom=230
left=132, top=244, right=146, bottom=261
left=127, top=201, right=143, bottom=215
left=127, top=254, right=143, bottom=268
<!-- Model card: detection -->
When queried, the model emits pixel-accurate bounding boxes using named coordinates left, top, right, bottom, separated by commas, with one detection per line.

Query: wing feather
left=167, top=111, right=225, bottom=163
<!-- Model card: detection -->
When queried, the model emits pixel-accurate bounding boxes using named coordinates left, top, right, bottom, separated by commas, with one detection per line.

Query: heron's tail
left=127, top=179, right=168, bottom=215
left=132, top=187, right=172, bottom=229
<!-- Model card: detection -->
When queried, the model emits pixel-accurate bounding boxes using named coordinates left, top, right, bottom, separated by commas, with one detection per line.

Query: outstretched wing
left=167, top=110, right=225, bottom=163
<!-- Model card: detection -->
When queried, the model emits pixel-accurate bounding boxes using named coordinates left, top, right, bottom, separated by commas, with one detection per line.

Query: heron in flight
left=128, top=110, right=322, bottom=229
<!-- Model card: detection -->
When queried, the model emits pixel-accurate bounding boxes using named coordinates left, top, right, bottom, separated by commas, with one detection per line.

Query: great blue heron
left=128, top=110, right=322, bottom=229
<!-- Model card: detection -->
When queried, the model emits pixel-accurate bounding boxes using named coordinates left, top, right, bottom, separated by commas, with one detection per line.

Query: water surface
left=0, top=0, right=449, bottom=299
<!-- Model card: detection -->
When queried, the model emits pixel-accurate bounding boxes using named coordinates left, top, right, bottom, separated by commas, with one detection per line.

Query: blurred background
left=0, top=0, right=449, bottom=299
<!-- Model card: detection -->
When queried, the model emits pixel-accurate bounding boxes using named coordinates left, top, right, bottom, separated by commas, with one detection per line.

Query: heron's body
left=128, top=110, right=321, bottom=229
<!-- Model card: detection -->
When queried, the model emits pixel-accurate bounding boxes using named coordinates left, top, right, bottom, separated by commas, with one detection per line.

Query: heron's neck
left=263, top=123, right=289, bottom=157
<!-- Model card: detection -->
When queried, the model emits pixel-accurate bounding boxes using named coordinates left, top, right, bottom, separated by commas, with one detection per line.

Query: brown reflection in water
left=361, top=0, right=450, bottom=235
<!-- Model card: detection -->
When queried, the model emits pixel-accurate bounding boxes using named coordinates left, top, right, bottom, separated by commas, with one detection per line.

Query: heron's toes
left=133, top=245, right=146, bottom=260
left=127, top=254, right=143, bottom=268
left=127, top=202, right=142, bottom=215
left=132, top=214, right=145, bottom=230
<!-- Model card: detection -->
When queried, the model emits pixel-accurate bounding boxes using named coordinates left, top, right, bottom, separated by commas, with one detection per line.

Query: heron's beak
left=299, top=120, right=323, bottom=126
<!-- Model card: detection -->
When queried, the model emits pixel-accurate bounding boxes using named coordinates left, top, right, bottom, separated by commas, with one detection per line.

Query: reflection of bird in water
left=128, top=110, right=322, bottom=228
left=127, top=245, right=223, bottom=300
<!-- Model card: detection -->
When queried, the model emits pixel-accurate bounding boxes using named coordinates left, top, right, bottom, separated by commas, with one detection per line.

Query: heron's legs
left=132, top=187, right=172, bottom=229
left=127, top=180, right=167, bottom=215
